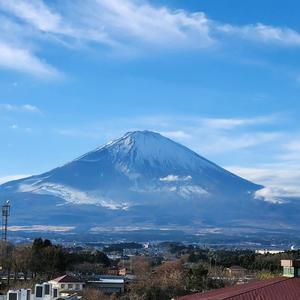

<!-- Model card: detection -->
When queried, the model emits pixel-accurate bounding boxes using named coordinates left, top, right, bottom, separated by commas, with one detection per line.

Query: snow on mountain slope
left=2, top=130, right=285, bottom=230
left=1, top=131, right=261, bottom=207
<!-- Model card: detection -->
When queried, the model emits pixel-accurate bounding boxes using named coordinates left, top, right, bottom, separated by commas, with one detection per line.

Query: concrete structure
left=6, top=289, right=30, bottom=300
left=5, top=282, right=78, bottom=300
left=281, top=259, right=300, bottom=277
left=226, top=266, right=247, bottom=278
left=49, top=275, right=85, bottom=293
left=255, top=249, right=284, bottom=255
left=86, top=275, right=125, bottom=294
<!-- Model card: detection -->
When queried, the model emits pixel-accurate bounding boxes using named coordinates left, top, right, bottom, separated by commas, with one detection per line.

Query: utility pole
left=2, top=200, right=10, bottom=242
left=1, top=200, right=10, bottom=286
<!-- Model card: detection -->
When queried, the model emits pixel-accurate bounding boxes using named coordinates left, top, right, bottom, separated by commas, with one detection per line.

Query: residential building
left=4, top=282, right=79, bottom=300
left=49, top=275, right=85, bottom=293
left=86, top=275, right=125, bottom=294
left=176, top=260, right=300, bottom=299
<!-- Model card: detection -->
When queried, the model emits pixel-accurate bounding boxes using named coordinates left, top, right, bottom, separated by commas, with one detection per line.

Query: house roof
left=177, top=277, right=300, bottom=300
left=51, top=275, right=84, bottom=283
left=88, top=279, right=124, bottom=284
left=87, top=275, right=125, bottom=284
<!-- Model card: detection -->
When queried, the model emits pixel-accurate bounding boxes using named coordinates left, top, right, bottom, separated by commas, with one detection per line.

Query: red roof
left=177, top=277, right=300, bottom=300
left=51, top=274, right=84, bottom=283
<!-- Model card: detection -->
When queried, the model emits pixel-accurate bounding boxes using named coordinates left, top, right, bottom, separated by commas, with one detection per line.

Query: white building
left=255, top=249, right=285, bottom=255
left=87, top=275, right=125, bottom=294
left=49, top=275, right=85, bottom=293
left=5, top=281, right=79, bottom=300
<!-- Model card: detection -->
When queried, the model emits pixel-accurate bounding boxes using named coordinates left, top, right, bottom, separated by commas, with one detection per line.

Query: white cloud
left=22, top=104, right=40, bottom=112
left=0, top=0, right=68, bottom=34
left=219, top=23, right=300, bottom=46
left=0, top=0, right=300, bottom=76
left=76, top=0, right=214, bottom=49
left=0, top=174, right=30, bottom=185
left=255, top=187, right=288, bottom=204
left=287, top=141, right=300, bottom=151
left=55, top=128, right=102, bottom=139
left=0, top=0, right=212, bottom=75
left=199, top=132, right=281, bottom=154
left=55, top=114, right=282, bottom=154
left=201, top=115, right=276, bottom=130
left=227, top=165, right=300, bottom=202
left=161, top=130, right=191, bottom=139
left=279, top=140, right=300, bottom=162
left=0, top=0, right=214, bottom=50
left=0, top=103, right=40, bottom=113
left=0, top=42, right=60, bottom=78
left=10, top=124, right=18, bottom=130
left=9, top=124, right=32, bottom=133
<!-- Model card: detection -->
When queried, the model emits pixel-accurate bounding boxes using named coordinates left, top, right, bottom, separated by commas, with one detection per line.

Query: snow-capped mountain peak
left=0, top=130, right=276, bottom=232
left=77, top=131, right=228, bottom=174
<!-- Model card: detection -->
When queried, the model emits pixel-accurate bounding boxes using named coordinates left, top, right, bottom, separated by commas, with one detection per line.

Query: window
left=61, top=284, right=65, bottom=289
left=283, top=267, right=294, bottom=276
left=75, top=284, right=80, bottom=290
left=44, top=284, right=50, bottom=295
left=68, top=284, right=73, bottom=289
left=8, top=293, right=17, bottom=300
left=53, top=289, right=58, bottom=298
left=36, top=286, right=43, bottom=297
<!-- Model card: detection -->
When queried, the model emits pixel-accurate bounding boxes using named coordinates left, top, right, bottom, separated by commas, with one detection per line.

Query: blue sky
left=1, top=0, right=300, bottom=201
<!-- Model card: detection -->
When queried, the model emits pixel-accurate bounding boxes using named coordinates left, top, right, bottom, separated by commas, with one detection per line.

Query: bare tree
left=82, top=288, right=117, bottom=300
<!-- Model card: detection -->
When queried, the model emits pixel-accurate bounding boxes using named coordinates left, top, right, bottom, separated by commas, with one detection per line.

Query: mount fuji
left=0, top=130, right=299, bottom=235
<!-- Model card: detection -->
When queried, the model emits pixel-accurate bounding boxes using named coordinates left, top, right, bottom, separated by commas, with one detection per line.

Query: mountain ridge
left=2, top=130, right=297, bottom=234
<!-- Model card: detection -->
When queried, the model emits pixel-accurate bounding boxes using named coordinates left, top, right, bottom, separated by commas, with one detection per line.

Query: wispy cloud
left=198, top=132, right=281, bottom=154
left=219, top=23, right=300, bottom=46
left=10, top=124, right=18, bottom=130
left=201, top=115, right=277, bottom=130
left=160, top=130, right=191, bottom=139
left=70, top=0, right=214, bottom=49
left=279, top=140, right=300, bottom=162
left=0, top=42, right=60, bottom=78
left=0, top=0, right=69, bottom=34
left=0, top=103, right=40, bottom=113
left=1, top=1, right=300, bottom=77
left=0, top=1, right=64, bottom=78
left=54, top=128, right=102, bottom=139
left=9, top=125, right=32, bottom=133
left=157, top=115, right=282, bottom=154
left=55, top=114, right=281, bottom=154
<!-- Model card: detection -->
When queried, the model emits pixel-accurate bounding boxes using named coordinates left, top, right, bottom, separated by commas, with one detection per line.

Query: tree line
left=0, top=238, right=110, bottom=286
